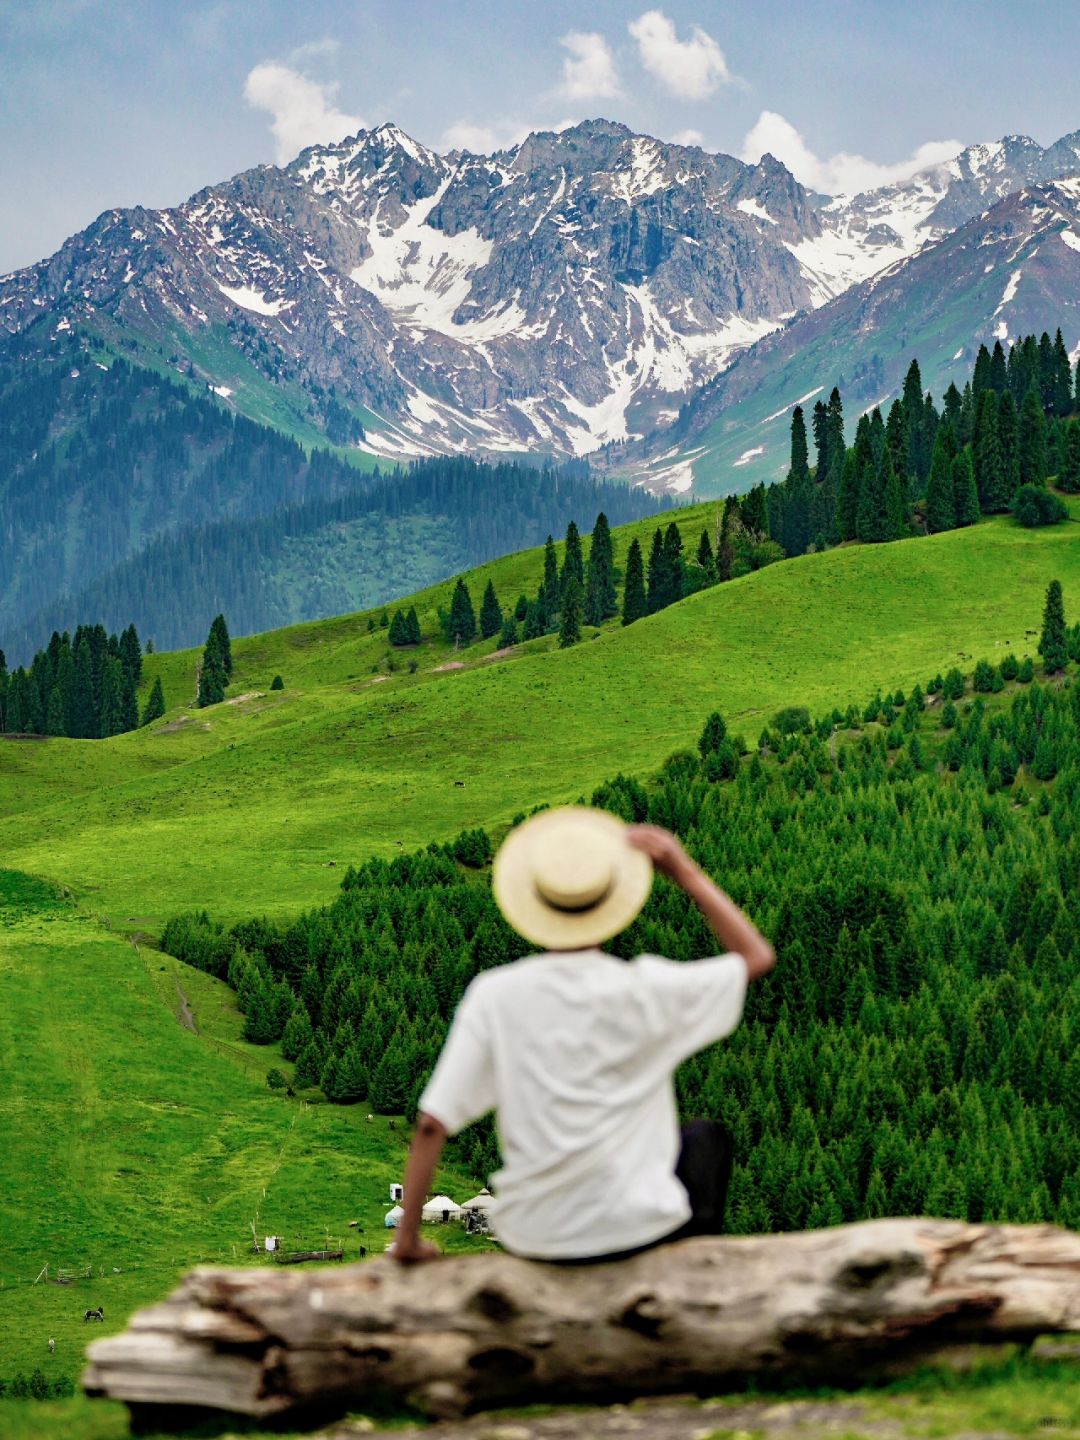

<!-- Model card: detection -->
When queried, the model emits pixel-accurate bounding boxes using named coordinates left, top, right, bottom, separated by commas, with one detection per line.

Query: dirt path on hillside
left=175, top=978, right=197, bottom=1033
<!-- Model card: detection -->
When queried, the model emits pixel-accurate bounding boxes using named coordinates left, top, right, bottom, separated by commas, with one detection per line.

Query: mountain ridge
left=5, top=118, right=1080, bottom=479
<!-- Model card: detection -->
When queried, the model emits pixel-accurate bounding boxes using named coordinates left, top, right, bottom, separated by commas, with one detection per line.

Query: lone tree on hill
left=209, top=614, right=232, bottom=676
left=1039, top=579, right=1068, bottom=674
left=621, top=538, right=646, bottom=626
left=479, top=580, right=503, bottom=640
left=197, top=625, right=228, bottom=707
left=448, top=578, right=477, bottom=648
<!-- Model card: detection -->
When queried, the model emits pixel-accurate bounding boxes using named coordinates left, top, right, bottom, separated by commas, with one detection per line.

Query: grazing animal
left=48, top=1337, right=56, bottom=1353
left=84, top=1307, right=104, bottom=1323
left=366, top=1113, right=374, bottom=1122
left=358, top=1245, right=368, bottom=1259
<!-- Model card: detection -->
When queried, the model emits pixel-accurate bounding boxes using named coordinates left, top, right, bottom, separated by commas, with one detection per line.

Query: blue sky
left=3, top=0, right=1080, bottom=273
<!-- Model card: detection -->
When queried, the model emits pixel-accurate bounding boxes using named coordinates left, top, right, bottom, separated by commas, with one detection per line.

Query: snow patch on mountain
left=217, top=283, right=293, bottom=316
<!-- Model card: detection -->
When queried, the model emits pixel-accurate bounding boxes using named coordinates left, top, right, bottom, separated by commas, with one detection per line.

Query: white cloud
left=244, top=61, right=364, bottom=165
left=628, top=10, right=733, bottom=100
left=558, top=31, right=621, bottom=100
left=741, top=110, right=963, bottom=196
left=438, top=119, right=531, bottom=155
left=671, top=127, right=705, bottom=147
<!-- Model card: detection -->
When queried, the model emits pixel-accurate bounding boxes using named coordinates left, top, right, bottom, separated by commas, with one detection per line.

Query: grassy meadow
left=0, top=870, right=486, bottom=1386
left=1, top=497, right=1078, bottom=925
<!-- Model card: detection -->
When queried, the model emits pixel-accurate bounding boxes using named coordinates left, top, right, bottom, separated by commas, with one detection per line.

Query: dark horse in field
left=84, top=1307, right=104, bottom=1322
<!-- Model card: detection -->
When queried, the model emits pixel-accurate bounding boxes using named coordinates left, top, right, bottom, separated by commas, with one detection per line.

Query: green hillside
left=0, top=869, right=483, bottom=1387
left=1, top=497, right=1077, bottom=925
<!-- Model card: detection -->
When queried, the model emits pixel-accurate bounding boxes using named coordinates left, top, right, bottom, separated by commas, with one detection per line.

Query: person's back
left=392, top=813, right=775, bottom=1265
left=421, top=948, right=747, bottom=1258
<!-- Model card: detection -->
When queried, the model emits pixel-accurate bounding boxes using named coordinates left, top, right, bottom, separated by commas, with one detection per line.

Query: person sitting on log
left=393, top=809, right=775, bottom=1265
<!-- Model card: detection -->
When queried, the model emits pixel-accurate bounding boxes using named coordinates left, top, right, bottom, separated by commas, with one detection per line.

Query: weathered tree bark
left=84, top=1220, right=1080, bottom=1427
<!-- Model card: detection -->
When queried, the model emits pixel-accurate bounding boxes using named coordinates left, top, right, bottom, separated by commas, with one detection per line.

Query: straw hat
left=493, top=807, right=653, bottom=951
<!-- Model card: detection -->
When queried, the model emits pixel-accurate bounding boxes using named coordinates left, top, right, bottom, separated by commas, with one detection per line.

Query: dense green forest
left=756, top=332, right=1079, bottom=559
left=0, top=336, right=665, bottom=659
left=0, top=622, right=156, bottom=737
left=163, top=584, right=1080, bottom=1233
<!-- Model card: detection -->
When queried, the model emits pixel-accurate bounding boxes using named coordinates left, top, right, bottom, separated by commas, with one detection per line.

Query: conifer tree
left=479, top=580, right=503, bottom=640
left=662, top=522, right=685, bottom=605
left=740, top=484, right=769, bottom=536
left=1061, top=425, right=1080, bottom=494
left=1038, top=579, right=1068, bottom=674
left=119, top=667, right=139, bottom=733
left=695, top=527, right=716, bottom=581
left=717, top=497, right=737, bottom=580
left=584, top=512, right=617, bottom=623
left=855, top=423, right=887, bottom=543
left=561, top=520, right=584, bottom=599
left=558, top=574, right=583, bottom=648
left=523, top=600, right=544, bottom=640
left=541, top=535, right=559, bottom=630
left=997, top=390, right=1021, bottom=498
left=881, top=448, right=907, bottom=541
left=197, top=628, right=227, bottom=708
left=1018, top=384, right=1048, bottom=485
left=973, top=390, right=1006, bottom=511
left=209, top=614, right=232, bottom=676
left=45, top=685, right=65, bottom=736
left=498, top=615, right=518, bottom=647
left=645, top=526, right=666, bottom=614
left=885, top=399, right=910, bottom=495
left=925, top=428, right=957, bottom=533
left=621, top=538, right=647, bottom=626
left=406, top=607, right=421, bottom=644
left=99, top=655, right=123, bottom=735
left=141, top=675, right=166, bottom=726
left=448, top=577, right=477, bottom=647
left=901, top=359, right=924, bottom=480
left=1051, top=329, right=1073, bottom=416
left=952, top=449, right=980, bottom=527
left=119, top=624, right=142, bottom=687
left=989, top=339, right=1008, bottom=394
left=388, top=610, right=408, bottom=646
left=835, top=450, right=860, bottom=541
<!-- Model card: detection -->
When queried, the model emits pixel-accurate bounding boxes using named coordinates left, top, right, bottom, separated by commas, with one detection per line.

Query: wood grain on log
left=83, top=1220, right=1080, bottom=1426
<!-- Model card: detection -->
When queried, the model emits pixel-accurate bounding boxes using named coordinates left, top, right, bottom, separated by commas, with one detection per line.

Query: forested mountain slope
left=0, top=338, right=662, bottom=658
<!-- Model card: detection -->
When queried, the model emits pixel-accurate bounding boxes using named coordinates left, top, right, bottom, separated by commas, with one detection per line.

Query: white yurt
left=460, top=1188, right=495, bottom=1214
left=421, top=1194, right=463, bottom=1223
left=384, top=1204, right=404, bottom=1229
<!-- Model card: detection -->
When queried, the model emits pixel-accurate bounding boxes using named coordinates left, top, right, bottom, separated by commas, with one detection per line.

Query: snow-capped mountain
left=799, top=130, right=1080, bottom=305
left=621, top=177, right=1080, bottom=493
left=2, top=120, right=1080, bottom=474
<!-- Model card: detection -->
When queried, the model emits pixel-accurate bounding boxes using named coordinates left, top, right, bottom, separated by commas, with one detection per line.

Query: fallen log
left=84, top=1219, right=1080, bottom=1428
left=273, top=1249, right=344, bottom=1265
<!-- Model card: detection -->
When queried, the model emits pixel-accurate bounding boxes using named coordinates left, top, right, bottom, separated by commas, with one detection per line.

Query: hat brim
left=492, top=807, right=653, bottom=951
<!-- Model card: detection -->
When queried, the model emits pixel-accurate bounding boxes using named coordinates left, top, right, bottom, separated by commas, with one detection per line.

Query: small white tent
left=384, top=1205, right=404, bottom=1229
left=461, top=1189, right=495, bottom=1213
left=421, top=1194, right=463, bottom=1223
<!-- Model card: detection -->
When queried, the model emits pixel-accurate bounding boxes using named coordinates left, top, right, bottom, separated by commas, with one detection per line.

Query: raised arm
left=627, top=825, right=776, bottom=980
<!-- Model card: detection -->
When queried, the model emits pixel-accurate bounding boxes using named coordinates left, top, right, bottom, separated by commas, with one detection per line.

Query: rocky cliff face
left=2, top=121, right=1079, bottom=474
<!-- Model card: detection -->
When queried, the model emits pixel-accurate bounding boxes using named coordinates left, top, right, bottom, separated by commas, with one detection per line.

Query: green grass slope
left=0, top=871, right=483, bottom=1383
left=1, top=499, right=1077, bottom=925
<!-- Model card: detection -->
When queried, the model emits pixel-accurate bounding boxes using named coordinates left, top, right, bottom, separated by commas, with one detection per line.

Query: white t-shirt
left=418, top=950, right=747, bottom=1260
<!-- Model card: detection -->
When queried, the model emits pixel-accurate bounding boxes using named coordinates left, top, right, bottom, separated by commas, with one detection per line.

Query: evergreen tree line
left=163, top=589, right=1080, bottom=1233
left=432, top=511, right=620, bottom=652
left=0, top=622, right=163, bottom=737
left=755, top=332, right=1078, bottom=562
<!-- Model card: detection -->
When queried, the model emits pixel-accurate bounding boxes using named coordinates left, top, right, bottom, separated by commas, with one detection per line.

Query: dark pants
left=551, top=1119, right=733, bottom=1265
